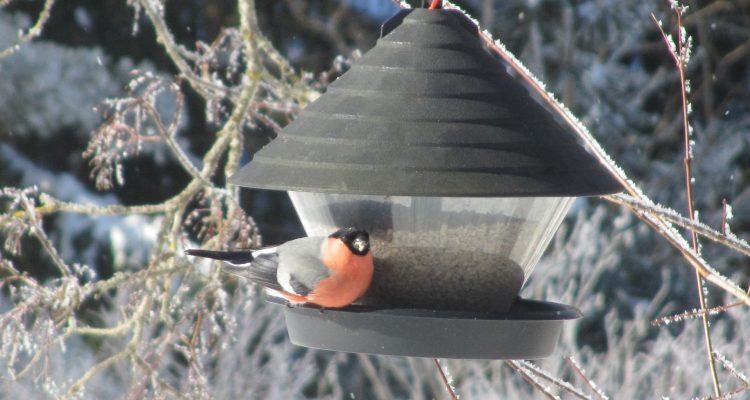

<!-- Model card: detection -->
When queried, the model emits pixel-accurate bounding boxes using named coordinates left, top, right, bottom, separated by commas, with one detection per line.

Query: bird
left=185, top=227, right=374, bottom=309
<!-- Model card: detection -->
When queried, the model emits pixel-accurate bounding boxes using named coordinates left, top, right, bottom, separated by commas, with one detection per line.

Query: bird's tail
left=185, top=248, right=283, bottom=292
left=184, top=249, right=254, bottom=265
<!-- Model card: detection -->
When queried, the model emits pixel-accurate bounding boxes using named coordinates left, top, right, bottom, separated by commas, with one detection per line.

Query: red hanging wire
left=428, top=0, right=442, bottom=10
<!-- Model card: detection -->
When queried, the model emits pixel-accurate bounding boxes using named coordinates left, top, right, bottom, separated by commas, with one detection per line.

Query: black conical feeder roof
left=229, top=8, right=623, bottom=197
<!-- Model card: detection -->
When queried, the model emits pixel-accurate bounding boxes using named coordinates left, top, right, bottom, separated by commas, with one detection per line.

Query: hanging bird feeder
left=230, top=5, right=622, bottom=359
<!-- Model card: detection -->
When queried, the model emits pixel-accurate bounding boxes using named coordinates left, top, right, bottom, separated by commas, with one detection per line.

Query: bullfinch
left=185, top=227, right=374, bottom=308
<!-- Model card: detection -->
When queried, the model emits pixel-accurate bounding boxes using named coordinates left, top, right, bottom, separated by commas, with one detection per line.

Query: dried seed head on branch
left=0, top=0, right=319, bottom=395
left=84, top=72, right=184, bottom=190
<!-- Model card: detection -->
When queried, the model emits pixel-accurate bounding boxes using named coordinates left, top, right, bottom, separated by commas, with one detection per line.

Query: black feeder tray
left=230, top=7, right=624, bottom=359
left=270, top=296, right=582, bottom=359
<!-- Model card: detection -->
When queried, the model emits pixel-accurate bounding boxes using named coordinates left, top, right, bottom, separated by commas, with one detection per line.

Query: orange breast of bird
left=306, top=238, right=374, bottom=308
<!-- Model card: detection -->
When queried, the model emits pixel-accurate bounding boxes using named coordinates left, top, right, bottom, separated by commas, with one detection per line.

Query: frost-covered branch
left=433, top=359, right=459, bottom=400
left=605, top=193, right=750, bottom=258
left=505, top=360, right=561, bottom=400
left=136, top=0, right=231, bottom=101
left=651, top=301, right=745, bottom=326
left=0, top=0, right=55, bottom=58
left=0, top=0, right=293, bottom=395
left=515, top=360, right=593, bottom=400
left=66, top=294, right=150, bottom=398
left=2, top=187, right=72, bottom=277
left=565, top=357, right=609, bottom=400
left=652, top=5, right=721, bottom=393
left=713, top=352, right=750, bottom=400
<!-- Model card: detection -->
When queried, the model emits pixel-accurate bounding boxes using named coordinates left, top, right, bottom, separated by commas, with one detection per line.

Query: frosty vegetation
left=1, top=0, right=750, bottom=398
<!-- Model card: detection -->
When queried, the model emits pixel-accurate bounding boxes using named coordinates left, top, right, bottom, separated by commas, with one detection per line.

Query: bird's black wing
left=211, top=251, right=282, bottom=292
left=243, top=252, right=283, bottom=292
left=186, top=248, right=285, bottom=292
left=288, top=276, right=312, bottom=296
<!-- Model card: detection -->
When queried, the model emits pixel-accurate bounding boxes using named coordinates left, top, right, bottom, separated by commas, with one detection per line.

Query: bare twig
left=13, top=329, right=73, bottom=381
left=147, top=87, right=209, bottom=185
left=505, top=361, right=559, bottom=400
left=604, top=193, right=750, bottom=259
left=131, top=353, right=184, bottom=399
left=652, top=6, right=721, bottom=396
left=15, top=193, right=72, bottom=277
left=227, top=0, right=262, bottom=180
left=652, top=300, right=742, bottom=326
left=137, top=0, right=231, bottom=100
left=65, top=296, right=149, bottom=398
left=565, top=357, right=608, bottom=400
left=721, top=198, right=729, bottom=236
left=629, top=204, right=750, bottom=305
left=713, top=353, right=750, bottom=386
left=283, top=0, right=349, bottom=54
left=0, top=0, right=56, bottom=58
left=712, top=352, right=750, bottom=400
left=433, top=359, right=459, bottom=400
left=516, top=360, right=593, bottom=400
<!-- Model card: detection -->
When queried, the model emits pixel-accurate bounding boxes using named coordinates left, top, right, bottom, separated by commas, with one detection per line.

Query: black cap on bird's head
left=329, top=227, right=370, bottom=256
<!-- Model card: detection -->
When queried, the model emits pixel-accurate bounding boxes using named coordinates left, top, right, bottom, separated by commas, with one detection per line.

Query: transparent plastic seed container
left=289, top=192, right=573, bottom=312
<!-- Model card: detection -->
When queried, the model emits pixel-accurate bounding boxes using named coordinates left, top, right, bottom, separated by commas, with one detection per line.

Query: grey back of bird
left=276, top=236, right=332, bottom=296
